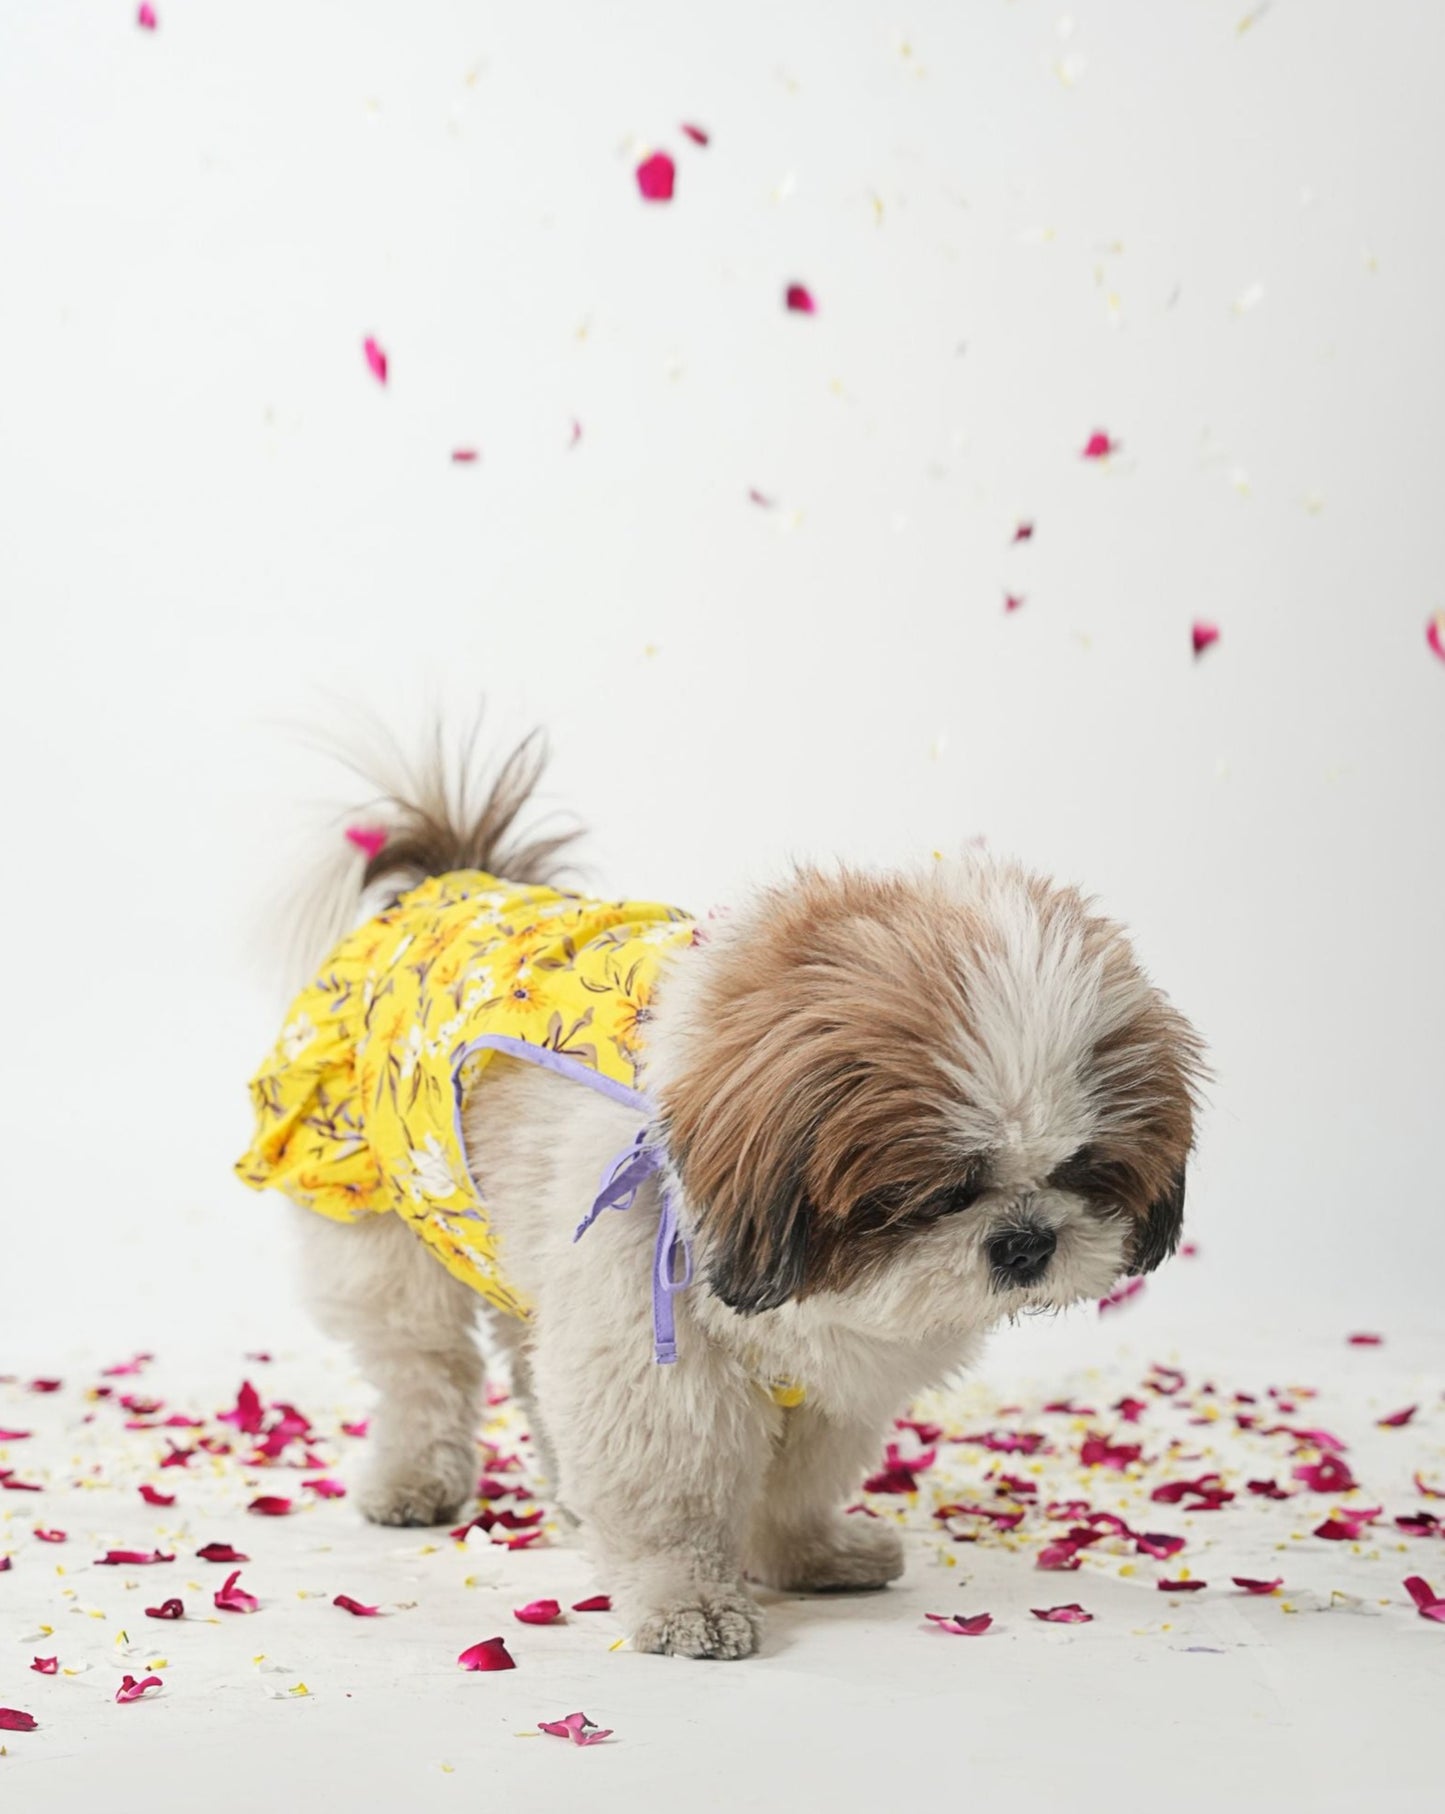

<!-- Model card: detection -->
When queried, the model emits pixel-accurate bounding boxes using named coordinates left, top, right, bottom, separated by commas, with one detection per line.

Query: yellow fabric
left=236, top=870, right=695, bottom=1317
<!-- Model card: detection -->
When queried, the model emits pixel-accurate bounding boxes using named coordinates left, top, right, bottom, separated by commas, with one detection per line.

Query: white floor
left=2, top=1321, right=1440, bottom=1814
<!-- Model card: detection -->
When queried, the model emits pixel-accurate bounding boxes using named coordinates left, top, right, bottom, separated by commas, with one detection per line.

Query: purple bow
left=575, top=1128, right=692, bottom=1365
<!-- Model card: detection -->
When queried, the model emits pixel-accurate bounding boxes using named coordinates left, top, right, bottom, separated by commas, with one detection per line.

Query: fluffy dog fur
left=289, top=732, right=1205, bottom=1659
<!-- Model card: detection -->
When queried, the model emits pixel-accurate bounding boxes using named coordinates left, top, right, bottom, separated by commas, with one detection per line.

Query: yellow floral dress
left=236, top=871, right=696, bottom=1318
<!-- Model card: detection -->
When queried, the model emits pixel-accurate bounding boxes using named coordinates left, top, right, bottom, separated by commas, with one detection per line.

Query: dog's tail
left=282, top=719, right=582, bottom=990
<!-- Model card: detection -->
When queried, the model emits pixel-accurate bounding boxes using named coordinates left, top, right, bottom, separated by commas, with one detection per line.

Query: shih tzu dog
left=239, top=731, right=1205, bottom=1660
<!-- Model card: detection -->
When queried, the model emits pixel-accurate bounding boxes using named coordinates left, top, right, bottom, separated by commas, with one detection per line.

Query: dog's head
left=645, top=858, right=1204, bottom=1336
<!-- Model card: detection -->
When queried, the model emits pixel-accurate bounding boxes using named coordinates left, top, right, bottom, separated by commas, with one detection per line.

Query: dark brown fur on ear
left=1128, top=1166, right=1187, bottom=1276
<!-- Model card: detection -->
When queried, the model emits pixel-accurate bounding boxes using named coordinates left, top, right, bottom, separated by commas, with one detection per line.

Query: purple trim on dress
left=449, top=1031, right=690, bottom=1366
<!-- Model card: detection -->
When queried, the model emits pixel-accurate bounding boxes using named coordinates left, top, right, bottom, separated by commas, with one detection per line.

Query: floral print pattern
left=236, top=871, right=695, bottom=1318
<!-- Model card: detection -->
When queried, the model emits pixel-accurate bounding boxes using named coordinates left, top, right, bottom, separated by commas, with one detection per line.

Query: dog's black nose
left=988, top=1224, right=1056, bottom=1287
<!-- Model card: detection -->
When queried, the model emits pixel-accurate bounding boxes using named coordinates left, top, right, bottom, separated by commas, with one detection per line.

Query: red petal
left=138, top=1486, right=175, bottom=1507
left=1135, top=1533, right=1186, bottom=1560
left=1346, top=1332, right=1383, bottom=1345
left=145, top=1599, right=185, bottom=1620
left=30, top=1658, right=58, bottom=1675
left=137, top=4, right=157, bottom=28
left=680, top=123, right=709, bottom=146
left=96, top=1549, right=174, bottom=1566
left=1004, top=593, right=1025, bottom=614
left=1031, top=1604, right=1093, bottom=1623
left=302, top=1476, right=346, bottom=1499
left=1232, top=1577, right=1283, bottom=1594
left=1292, top=1456, right=1357, bottom=1493
left=572, top=1595, right=611, bottom=1612
left=0, top=1709, right=38, bottom=1731
left=1427, top=612, right=1445, bottom=663
left=1191, top=621, right=1221, bottom=657
left=514, top=1599, right=562, bottom=1625
left=925, top=1612, right=993, bottom=1635
left=1081, top=431, right=1116, bottom=459
left=0, top=1428, right=32, bottom=1440
left=196, top=1543, right=249, bottom=1563
left=538, top=1711, right=614, bottom=1745
left=115, top=1674, right=162, bottom=1704
left=1417, top=1475, right=1445, bottom=1500
left=1158, top=1578, right=1208, bottom=1592
left=247, top=1496, right=294, bottom=1516
left=1377, top=1405, right=1418, bottom=1428
left=334, top=1594, right=382, bottom=1617
left=784, top=284, right=817, bottom=315
left=1012, top=521, right=1035, bottom=543
left=363, top=337, right=388, bottom=385
left=450, top=449, right=480, bottom=464
left=29, top=1379, right=63, bottom=1393
left=341, top=1419, right=369, bottom=1439
left=343, top=826, right=387, bottom=860
left=635, top=152, right=676, bottom=202
left=33, top=1528, right=66, bottom=1544
left=1403, top=1576, right=1445, bottom=1620
left=457, top=1637, right=516, bottom=1672
left=214, top=1569, right=258, bottom=1613
left=1098, top=1277, right=1146, bottom=1314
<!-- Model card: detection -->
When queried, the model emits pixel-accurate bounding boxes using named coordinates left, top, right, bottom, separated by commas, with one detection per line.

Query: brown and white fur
left=289, top=732, right=1205, bottom=1659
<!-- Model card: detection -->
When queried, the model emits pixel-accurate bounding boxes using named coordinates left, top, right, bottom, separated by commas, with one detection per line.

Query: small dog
left=241, top=732, right=1204, bottom=1659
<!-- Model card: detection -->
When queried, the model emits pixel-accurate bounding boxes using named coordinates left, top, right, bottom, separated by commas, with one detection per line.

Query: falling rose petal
left=514, top=1599, right=563, bottom=1625
left=302, top=1476, right=346, bottom=1499
left=1427, top=612, right=1445, bottom=663
left=0, top=1709, right=38, bottom=1732
left=1191, top=621, right=1221, bottom=658
left=145, top=1599, right=185, bottom=1620
left=30, top=1658, right=58, bottom=1675
left=214, top=1569, right=258, bottom=1613
left=1378, top=1406, right=1418, bottom=1428
left=1012, top=521, right=1035, bottom=544
left=1292, top=1456, right=1358, bottom=1493
left=137, top=3, right=157, bottom=28
left=363, top=337, right=388, bottom=385
left=1135, top=1533, right=1186, bottom=1560
left=115, top=1674, right=162, bottom=1704
left=0, top=1428, right=32, bottom=1440
left=33, top=1529, right=66, bottom=1544
left=1098, top=1277, right=1145, bottom=1314
left=0, top=1558, right=11, bottom=1571
left=747, top=488, right=775, bottom=508
left=1004, top=593, right=1025, bottom=614
left=196, top=1543, right=249, bottom=1563
left=138, top=1485, right=175, bottom=1507
left=29, top=1379, right=63, bottom=1393
left=458, top=1637, right=515, bottom=1672
left=450, top=449, right=480, bottom=464
left=567, top=419, right=583, bottom=450
left=538, top=1711, right=614, bottom=1746
left=343, top=826, right=387, bottom=861
left=925, top=1612, right=993, bottom=1636
left=1158, top=1578, right=1208, bottom=1593
left=247, top=1495, right=294, bottom=1517
left=1031, top=1604, right=1093, bottom=1624
left=1081, top=431, right=1116, bottom=459
left=1347, top=1332, right=1383, bottom=1345
left=96, top=1549, right=174, bottom=1566
left=572, top=1595, right=611, bottom=1612
left=635, top=152, right=676, bottom=202
left=1416, top=1475, right=1445, bottom=1500
left=1233, top=1577, right=1283, bottom=1594
left=680, top=123, right=710, bottom=146
left=334, top=1595, right=382, bottom=1617
left=340, top=1419, right=369, bottom=1439
left=784, top=283, right=817, bottom=315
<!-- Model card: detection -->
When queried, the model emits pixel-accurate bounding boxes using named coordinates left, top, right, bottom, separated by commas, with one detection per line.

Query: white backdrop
left=1, top=1, right=1441, bottom=1359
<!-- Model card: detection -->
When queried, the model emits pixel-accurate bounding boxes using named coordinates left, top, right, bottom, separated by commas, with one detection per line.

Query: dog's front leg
left=536, top=1341, right=774, bottom=1659
left=747, top=1403, right=906, bottom=1593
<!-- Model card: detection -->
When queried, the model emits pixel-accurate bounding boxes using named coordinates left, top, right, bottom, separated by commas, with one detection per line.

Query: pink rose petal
left=115, top=1674, right=162, bottom=1704
left=96, top=1549, right=174, bottom=1566
left=138, top=1485, right=175, bottom=1507
left=1396, top=1513, right=1441, bottom=1538
left=1404, top=1576, right=1445, bottom=1620
left=30, top=1658, right=58, bottom=1675
left=1293, top=1456, right=1358, bottom=1493
left=334, top=1594, right=382, bottom=1617
left=1081, top=430, right=1117, bottom=459
left=514, top=1599, right=563, bottom=1625
left=1012, top=521, right=1035, bottom=544
left=1347, top=1332, right=1383, bottom=1345
left=1232, top=1577, right=1283, bottom=1594
left=1135, top=1533, right=1186, bottom=1560
left=1098, top=1277, right=1145, bottom=1314
left=0, top=1428, right=32, bottom=1440
left=214, top=1569, right=258, bottom=1613
left=0, top=1558, right=11, bottom=1572
left=680, top=123, right=709, bottom=146
left=247, top=1495, right=294, bottom=1517
left=363, top=337, right=388, bottom=385
left=340, top=1419, right=369, bottom=1439
left=539, top=1711, right=614, bottom=1746
left=303, top=1476, right=347, bottom=1499
left=635, top=152, right=676, bottom=202
left=572, top=1595, right=611, bottom=1612
left=784, top=283, right=817, bottom=315
left=344, top=826, right=387, bottom=860
left=29, top=1379, right=62, bottom=1393
left=196, top=1543, right=248, bottom=1563
left=450, top=449, right=479, bottom=464
left=925, top=1612, right=993, bottom=1636
left=1080, top=1433, right=1143, bottom=1471
left=1031, top=1604, right=1093, bottom=1624
left=0, top=1473, right=42, bottom=1491
left=1004, top=593, right=1025, bottom=614
left=1036, top=1540, right=1085, bottom=1572
left=1191, top=621, right=1220, bottom=657
left=1427, top=612, right=1445, bottom=663
left=863, top=1463, right=920, bottom=1495
left=458, top=1637, right=515, bottom=1672
left=1158, top=1578, right=1208, bottom=1592
left=0, top=1709, right=38, bottom=1732
left=1247, top=1478, right=1290, bottom=1500
left=33, top=1528, right=66, bottom=1544
left=137, top=3, right=157, bottom=28
left=1416, top=1475, right=1445, bottom=1500
left=145, top=1599, right=185, bottom=1620
left=1378, top=1405, right=1418, bottom=1428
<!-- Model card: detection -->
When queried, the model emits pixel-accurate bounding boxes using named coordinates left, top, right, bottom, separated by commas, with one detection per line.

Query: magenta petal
left=30, top=1658, right=58, bottom=1676
left=458, top=1637, right=516, bottom=1672
left=334, top=1594, right=382, bottom=1617
left=1378, top=1405, right=1418, bottom=1428
left=1232, top=1577, right=1283, bottom=1594
left=635, top=152, right=676, bottom=202
left=145, top=1599, right=185, bottom=1620
left=680, top=123, right=709, bottom=146
left=1191, top=620, right=1221, bottom=657
left=1004, top=593, right=1025, bottom=614
left=784, top=283, right=817, bottom=315
left=450, top=448, right=479, bottom=464
left=0, top=1428, right=32, bottom=1440
left=0, top=1709, right=38, bottom=1732
left=196, top=1542, right=248, bottom=1563
left=1427, top=613, right=1445, bottom=663
left=137, top=3, right=157, bottom=28
left=1135, top=1533, right=1186, bottom=1560
left=539, top=1711, right=613, bottom=1745
left=925, top=1612, right=993, bottom=1636
left=1031, top=1604, right=1093, bottom=1624
left=247, top=1495, right=294, bottom=1517
left=1157, top=1578, right=1208, bottom=1593
left=115, top=1674, right=162, bottom=1704
left=513, top=1599, right=562, bottom=1625
left=1098, top=1277, right=1145, bottom=1314
left=214, top=1569, right=258, bottom=1613
left=1012, top=521, right=1035, bottom=544
left=1081, top=430, right=1116, bottom=459
left=138, top=1485, right=175, bottom=1507
left=344, top=826, right=387, bottom=860
left=571, top=1594, right=611, bottom=1612
left=363, top=337, right=389, bottom=385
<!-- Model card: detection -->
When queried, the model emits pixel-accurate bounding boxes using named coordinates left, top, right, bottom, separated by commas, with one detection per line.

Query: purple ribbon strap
left=450, top=1032, right=691, bottom=1365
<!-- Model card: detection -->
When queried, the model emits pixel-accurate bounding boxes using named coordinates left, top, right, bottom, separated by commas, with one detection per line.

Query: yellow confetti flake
left=608, top=1636, right=628, bottom=1652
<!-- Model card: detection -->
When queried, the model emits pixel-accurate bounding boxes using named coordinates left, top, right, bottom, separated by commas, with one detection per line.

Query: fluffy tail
left=282, top=719, right=582, bottom=991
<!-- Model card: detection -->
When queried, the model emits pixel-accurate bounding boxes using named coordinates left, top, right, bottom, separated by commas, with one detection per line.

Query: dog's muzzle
left=988, top=1222, right=1056, bottom=1289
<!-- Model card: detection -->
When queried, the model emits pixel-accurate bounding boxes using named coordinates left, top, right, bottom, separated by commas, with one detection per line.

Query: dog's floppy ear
left=703, top=1167, right=813, bottom=1315
left=1128, top=1166, right=1186, bottom=1276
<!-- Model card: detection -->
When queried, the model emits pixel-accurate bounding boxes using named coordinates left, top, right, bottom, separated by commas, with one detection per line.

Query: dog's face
left=646, top=857, right=1204, bottom=1339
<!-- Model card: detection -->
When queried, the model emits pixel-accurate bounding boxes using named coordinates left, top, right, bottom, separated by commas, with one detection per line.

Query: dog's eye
left=917, top=1180, right=984, bottom=1220
left=851, top=1178, right=985, bottom=1230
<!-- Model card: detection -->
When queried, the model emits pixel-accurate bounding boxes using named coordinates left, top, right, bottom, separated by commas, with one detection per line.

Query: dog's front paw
left=631, top=1585, right=763, bottom=1660
left=356, top=1441, right=474, bottom=1528
left=753, top=1514, right=906, bottom=1593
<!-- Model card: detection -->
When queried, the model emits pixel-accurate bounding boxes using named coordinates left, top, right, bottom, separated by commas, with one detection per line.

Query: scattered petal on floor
left=1081, top=430, right=1117, bottom=459
left=681, top=123, right=709, bottom=146
left=784, top=283, right=817, bottom=314
left=334, top=1594, right=382, bottom=1617
left=115, top=1674, right=162, bottom=1704
left=1192, top=621, right=1221, bottom=657
left=214, top=1570, right=259, bottom=1613
left=539, top=1710, right=614, bottom=1745
left=30, top=1658, right=58, bottom=1676
left=1427, top=612, right=1445, bottom=663
left=137, top=4, right=157, bottom=29
left=636, top=152, right=676, bottom=202
left=925, top=1612, right=993, bottom=1635
left=572, top=1595, right=611, bottom=1612
left=363, top=337, right=388, bottom=385
left=1031, top=1604, right=1094, bottom=1624
left=514, top=1599, right=563, bottom=1625
left=1233, top=1577, right=1284, bottom=1594
left=248, top=1495, right=294, bottom=1516
left=0, top=1709, right=38, bottom=1732
left=145, top=1599, right=185, bottom=1620
left=459, top=1637, right=516, bottom=1671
